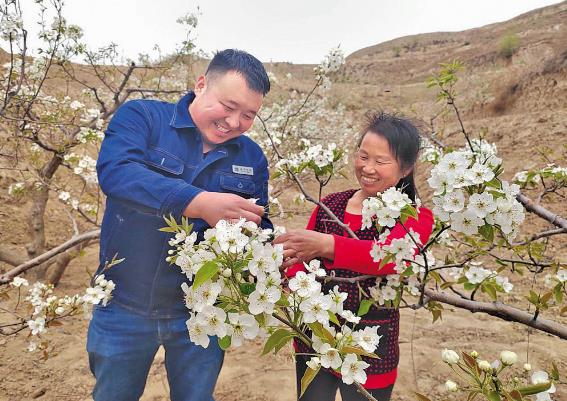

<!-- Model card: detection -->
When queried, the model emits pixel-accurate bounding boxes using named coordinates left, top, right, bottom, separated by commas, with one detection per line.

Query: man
left=88, top=49, right=272, bottom=401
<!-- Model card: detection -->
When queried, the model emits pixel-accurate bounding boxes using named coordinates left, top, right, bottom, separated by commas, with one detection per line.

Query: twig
left=0, top=230, right=101, bottom=284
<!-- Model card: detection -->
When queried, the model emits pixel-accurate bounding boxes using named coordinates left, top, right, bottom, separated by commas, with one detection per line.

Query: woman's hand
left=273, top=229, right=335, bottom=267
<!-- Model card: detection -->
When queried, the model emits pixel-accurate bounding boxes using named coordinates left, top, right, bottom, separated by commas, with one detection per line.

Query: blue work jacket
left=95, top=92, right=272, bottom=318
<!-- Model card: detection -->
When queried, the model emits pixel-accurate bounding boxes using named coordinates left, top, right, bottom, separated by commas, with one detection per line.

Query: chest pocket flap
left=220, top=174, right=255, bottom=195
left=145, top=147, right=184, bottom=175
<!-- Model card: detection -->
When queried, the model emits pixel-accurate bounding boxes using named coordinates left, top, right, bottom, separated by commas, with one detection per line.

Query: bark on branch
left=516, top=193, right=567, bottom=230
left=0, top=230, right=100, bottom=285
left=424, top=288, right=567, bottom=339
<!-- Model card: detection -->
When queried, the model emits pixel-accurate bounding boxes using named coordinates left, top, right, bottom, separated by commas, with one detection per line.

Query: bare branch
left=424, top=288, right=567, bottom=340
left=0, top=230, right=100, bottom=284
left=516, top=193, right=567, bottom=230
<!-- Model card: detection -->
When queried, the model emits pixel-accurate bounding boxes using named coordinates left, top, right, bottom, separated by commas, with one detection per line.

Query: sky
left=17, top=0, right=563, bottom=64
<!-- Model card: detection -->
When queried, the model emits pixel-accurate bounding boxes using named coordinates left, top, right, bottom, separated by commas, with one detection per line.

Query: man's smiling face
left=189, top=71, right=264, bottom=152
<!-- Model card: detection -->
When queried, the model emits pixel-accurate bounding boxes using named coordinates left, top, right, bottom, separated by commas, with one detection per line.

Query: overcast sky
left=18, top=0, right=563, bottom=64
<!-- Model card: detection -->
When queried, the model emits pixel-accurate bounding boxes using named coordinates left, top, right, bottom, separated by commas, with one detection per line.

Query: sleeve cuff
left=160, top=183, right=205, bottom=220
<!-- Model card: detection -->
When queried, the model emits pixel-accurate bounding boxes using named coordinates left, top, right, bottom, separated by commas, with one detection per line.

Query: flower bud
left=500, top=350, right=517, bottom=366
left=336, top=333, right=343, bottom=340
left=442, top=349, right=460, bottom=365
left=523, top=363, right=532, bottom=371
left=470, top=350, right=479, bottom=358
left=222, top=268, right=232, bottom=278
left=445, top=380, right=458, bottom=392
left=478, top=360, right=492, bottom=372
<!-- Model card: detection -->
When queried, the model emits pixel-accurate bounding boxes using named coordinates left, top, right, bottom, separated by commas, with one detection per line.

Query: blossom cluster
left=427, top=140, right=525, bottom=240
left=63, top=152, right=98, bottom=184
left=9, top=274, right=114, bottom=353
left=513, top=164, right=567, bottom=189
left=274, top=142, right=345, bottom=178
left=313, top=47, right=345, bottom=89
left=440, top=348, right=557, bottom=400
left=166, top=217, right=381, bottom=386
left=447, top=260, right=514, bottom=295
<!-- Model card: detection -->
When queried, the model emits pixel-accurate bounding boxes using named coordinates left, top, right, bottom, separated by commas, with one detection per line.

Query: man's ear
left=194, top=75, right=206, bottom=94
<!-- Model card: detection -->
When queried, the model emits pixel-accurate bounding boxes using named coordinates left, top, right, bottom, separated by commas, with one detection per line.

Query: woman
left=275, top=112, right=434, bottom=401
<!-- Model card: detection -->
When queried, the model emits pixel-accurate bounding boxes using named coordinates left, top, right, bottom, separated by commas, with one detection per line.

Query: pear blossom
left=227, top=313, right=260, bottom=347
left=445, top=380, right=458, bottom=392
left=500, top=350, right=517, bottom=365
left=28, top=317, right=46, bottom=336
left=451, top=210, right=484, bottom=235
left=319, top=343, right=342, bottom=369
left=248, top=284, right=280, bottom=315
left=340, top=354, right=370, bottom=385
left=289, top=271, right=320, bottom=298
left=300, top=294, right=332, bottom=324
left=531, top=371, right=556, bottom=401
left=353, top=326, right=381, bottom=353
left=442, top=349, right=459, bottom=364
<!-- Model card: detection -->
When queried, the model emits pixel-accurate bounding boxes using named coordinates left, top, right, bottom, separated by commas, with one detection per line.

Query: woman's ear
left=402, top=168, right=413, bottom=179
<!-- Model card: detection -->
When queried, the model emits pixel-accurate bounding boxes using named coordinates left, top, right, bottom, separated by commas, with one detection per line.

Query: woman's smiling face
left=354, top=131, right=407, bottom=198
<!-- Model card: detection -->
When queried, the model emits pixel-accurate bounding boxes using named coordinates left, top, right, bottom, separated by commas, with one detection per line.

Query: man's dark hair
left=206, top=49, right=271, bottom=95
left=357, top=112, right=422, bottom=202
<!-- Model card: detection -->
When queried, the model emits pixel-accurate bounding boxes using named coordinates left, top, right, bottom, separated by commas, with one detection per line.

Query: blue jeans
left=87, top=302, right=224, bottom=401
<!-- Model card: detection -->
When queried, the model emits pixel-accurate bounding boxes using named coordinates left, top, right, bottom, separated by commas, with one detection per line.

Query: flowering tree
left=0, top=0, right=199, bottom=283
left=0, top=3, right=565, bottom=400
left=0, top=0, right=198, bottom=352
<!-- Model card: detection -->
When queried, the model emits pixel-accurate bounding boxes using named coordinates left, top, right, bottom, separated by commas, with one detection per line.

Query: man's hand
left=273, top=229, right=335, bottom=268
left=183, top=192, right=264, bottom=227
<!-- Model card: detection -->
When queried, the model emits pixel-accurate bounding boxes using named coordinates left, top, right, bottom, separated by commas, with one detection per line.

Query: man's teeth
left=215, top=122, right=229, bottom=133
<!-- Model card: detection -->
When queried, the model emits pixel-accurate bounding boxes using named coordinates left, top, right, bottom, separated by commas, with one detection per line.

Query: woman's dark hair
left=357, top=112, right=421, bottom=202
left=206, top=49, right=271, bottom=95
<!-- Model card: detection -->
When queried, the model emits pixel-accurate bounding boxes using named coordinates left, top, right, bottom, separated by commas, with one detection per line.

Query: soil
left=1, top=2, right=567, bottom=401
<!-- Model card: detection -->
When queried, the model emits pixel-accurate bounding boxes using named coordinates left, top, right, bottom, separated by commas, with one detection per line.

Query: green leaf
left=239, top=282, right=256, bottom=296
left=308, top=322, right=335, bottom=344
left=158, top=226, right=179, bottom=233
left=276, top=294, right=290, bottom=307
left=464, top=282, right=476, bottom=291
left=440, top=282, right=455, bottom=290
left=328, top=311, right=340, bottom=326
left=262, top=329, right=293, bottom=355
left=341, top=346, right=379, bottom=359
left=551, top=361, right=560, bottom=381
left=479, top=224, right=494, bottom=242
left=429, top=271, right=442, bottom=284
left=379, top=253, right=394, bottom=269
left=357, top=299, right=373, bottom=317
left=192, top=261, right=219, bottom=290
left=486, top=390, right=502, bottom=401
left=553, top=283, right=564, bottom=303
left=218, top=335, right=231, bottom=350
left=483, top=283, right=498, bottom=301
left=518, top=381, right=551, bottom=396
left=413, top=392, right=432, bottom=401
left=274, top=334, right=294, bottom=354
left=300, top=367, right=319, bottom=397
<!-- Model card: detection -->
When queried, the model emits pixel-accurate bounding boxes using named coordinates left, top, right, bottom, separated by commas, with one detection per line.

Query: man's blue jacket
left=95, top=92, right=272, bottom=318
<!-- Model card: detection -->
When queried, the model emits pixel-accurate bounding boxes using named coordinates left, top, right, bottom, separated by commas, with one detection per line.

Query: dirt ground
left=2, top=3, right=567, bottom=401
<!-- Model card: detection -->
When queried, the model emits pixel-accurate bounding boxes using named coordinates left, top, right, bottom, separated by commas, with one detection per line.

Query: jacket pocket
left=219, top=174, right=256, bottom=196
left=144, top=147, right=184, bottom=175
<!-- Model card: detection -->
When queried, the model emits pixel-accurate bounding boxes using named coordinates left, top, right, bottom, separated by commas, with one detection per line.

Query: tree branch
left=0, top=230, right=100, bottom=285
left=516, top=193, right=567, bottom=230
left=424, top=288, right=567, bottom=339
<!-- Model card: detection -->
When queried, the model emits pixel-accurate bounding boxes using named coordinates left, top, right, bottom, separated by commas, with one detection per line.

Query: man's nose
left=225, top=113, right=239, bottom=129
